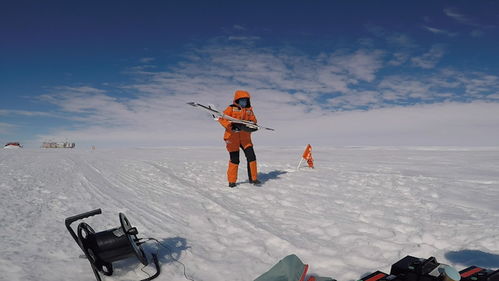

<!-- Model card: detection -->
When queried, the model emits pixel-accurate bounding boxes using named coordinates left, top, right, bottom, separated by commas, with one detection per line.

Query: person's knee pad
left=243, top=146, right=256, bottom=162
left=229, top=151, right=240, bottom=164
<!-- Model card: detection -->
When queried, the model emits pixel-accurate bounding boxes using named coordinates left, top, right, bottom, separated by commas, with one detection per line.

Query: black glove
left=232, top=123, right=258, bottom=132
left=231, top=123, right=242, bottom=132
left=240, top=124, right=258, bottom=132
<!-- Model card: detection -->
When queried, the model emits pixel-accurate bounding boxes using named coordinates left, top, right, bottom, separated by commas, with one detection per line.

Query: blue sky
left=1, top=1, right=499, bottom=147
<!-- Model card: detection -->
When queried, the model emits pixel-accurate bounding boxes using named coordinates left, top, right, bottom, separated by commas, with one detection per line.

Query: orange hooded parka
left=219, top=90, right=257, bottom=150
left=219, top=90, right=259, bottom=185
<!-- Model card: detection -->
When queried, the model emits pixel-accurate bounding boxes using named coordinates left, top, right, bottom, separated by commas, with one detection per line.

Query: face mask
left=237, top=98, right=249, bottom=108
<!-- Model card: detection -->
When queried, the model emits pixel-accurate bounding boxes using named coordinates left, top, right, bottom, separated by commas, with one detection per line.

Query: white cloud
left=443, top=7, right=496, bottom=29
left=444, top=8, right=476, bottom=26
left=233, top=25, right=246, bottom=31
left=26, top=42, right=499, bottom=147
left=0, top=122, right=14, bottom=134
left=58, top=86, right=105, bottom=93
left=327, top=90, right=381, bottom=110
left=378, top=70, right=499, bottom=104
left=462, top=75, right=499, bottom=97
left=329, top=49, right=384, bottom=82
left=40, top=88, right=123, bottom=117
left=388, top=52, right=410, bottom=66
left=0, top=109, right=57, bottom=117
left=276, top=102, right=499, bottom=146
left=411, top=45, right=445, bottom=69
left=386, top=34, right=417, bottom=48
left=438, top=70, right=499, bottom=99
left=125, top=45, right=384, bottom=99
left=422, top=25, right=458, bottom=37
left=379, top=76, right=432, bottom=101
left=366, top=25, right=417, bottom=48
left=364, top=27, right=416, bottom=67
left=228, top=36, right=260, bottom=41
left=37, top=101, right=499, bottom=147
left=139, top=57, right=155, bottom=63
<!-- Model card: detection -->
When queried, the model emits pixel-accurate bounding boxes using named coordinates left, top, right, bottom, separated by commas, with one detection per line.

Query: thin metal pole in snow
left=296, top=157, right=304, bottom=171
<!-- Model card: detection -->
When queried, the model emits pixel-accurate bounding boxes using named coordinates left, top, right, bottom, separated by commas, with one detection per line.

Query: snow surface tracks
left=1, top=147, right=499, bottom=281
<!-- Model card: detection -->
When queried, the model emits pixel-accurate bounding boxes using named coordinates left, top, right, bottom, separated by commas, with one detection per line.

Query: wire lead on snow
left=140, top=237, right=195, bottom=281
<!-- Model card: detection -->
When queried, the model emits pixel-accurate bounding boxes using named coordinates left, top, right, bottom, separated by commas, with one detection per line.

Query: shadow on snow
left=143, top=236, right=190, bottom=264
left=112, top=236, right=190, bottom=277
left=445, top=250, right=499, bottom=268
left=259, top=170, right=288, bottom=184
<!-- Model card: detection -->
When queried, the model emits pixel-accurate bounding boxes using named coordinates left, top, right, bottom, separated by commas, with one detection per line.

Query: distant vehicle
left=4, top=142, right=23, bottom=149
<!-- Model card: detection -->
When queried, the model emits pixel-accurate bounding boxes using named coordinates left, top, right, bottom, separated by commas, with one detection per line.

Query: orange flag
left=301, top=144, right=314, bottom=168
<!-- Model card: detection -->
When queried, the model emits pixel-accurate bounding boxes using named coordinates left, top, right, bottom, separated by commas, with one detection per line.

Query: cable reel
left=65, top=209, right=160, bottom=281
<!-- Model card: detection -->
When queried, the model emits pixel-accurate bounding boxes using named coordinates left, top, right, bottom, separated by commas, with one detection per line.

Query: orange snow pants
left=225, top=132, right=257, bottom=183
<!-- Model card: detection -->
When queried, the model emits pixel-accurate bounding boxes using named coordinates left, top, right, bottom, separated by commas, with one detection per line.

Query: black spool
left=65, top=209, right=160, bottom=281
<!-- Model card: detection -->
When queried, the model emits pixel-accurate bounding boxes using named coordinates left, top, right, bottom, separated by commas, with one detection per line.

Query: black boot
left=250, top=179, right=261, bottom=186
left=229, top=182, right=236, bottom=188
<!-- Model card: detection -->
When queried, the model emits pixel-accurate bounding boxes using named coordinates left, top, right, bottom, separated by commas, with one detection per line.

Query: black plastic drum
left=76, top=213, right=148, bottom=276
left=65, top=209, right=160, bottom=281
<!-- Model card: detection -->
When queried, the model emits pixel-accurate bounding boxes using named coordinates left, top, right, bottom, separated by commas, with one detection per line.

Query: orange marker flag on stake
left=297, top=144, right=314, bottom=170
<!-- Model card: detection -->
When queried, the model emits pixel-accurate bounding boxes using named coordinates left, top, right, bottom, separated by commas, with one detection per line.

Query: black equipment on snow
left=360, top=255, right=499, bottom=281
left=65, top=209, right=161, bottom=281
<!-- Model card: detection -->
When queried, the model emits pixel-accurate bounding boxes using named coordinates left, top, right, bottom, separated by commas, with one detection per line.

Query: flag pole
left=296, top=157, right=304, bottom=171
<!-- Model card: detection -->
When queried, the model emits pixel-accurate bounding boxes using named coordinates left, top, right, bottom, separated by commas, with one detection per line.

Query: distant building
left=41, top=141, right=75, bottom=148
left=4, top=142, right=23, bottom=149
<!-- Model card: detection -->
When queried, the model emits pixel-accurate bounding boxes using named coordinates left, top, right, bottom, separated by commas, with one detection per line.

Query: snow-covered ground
left=1, top=146, right=499, bottom=281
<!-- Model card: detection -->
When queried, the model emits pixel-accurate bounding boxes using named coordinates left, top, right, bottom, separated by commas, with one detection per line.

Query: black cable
left=140, top=254, right=160, bottom=281
left=140, top=264, right=152, bottom=279
left=140, top=238, right=195, bottom=281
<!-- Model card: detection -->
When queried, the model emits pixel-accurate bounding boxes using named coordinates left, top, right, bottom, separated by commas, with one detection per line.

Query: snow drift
left=1, top=146, right=498, bottom=281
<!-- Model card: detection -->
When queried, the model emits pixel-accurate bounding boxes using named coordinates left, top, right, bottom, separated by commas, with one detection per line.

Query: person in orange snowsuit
left=219, top=90, right=261, bottom=188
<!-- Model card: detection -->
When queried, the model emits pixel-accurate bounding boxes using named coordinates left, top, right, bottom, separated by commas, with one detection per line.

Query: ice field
left=1, top=146, right=499, bottom=281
